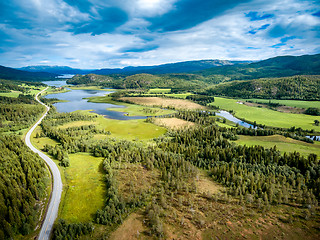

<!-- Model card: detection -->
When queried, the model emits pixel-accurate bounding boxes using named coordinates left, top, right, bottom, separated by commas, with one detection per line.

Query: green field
left=210, top=97, right=320, bottom=131
left=147, top=88, right=171, bottom=94
left=235, top=135, right=320, bottom=159
left=164, top=93, right=192, bottom=99
left=59, top=153, right=105, bottom=223
left=242, top=98, right=320, bottom=109
left=94, top=112, right=167, bottom=140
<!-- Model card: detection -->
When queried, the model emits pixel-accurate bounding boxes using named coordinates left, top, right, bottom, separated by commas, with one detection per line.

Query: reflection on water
left=216, top=110, right=257, bottom=128
left=44, top=85, right=146, bottom=120
left=43, top=80, right=67, bottom=88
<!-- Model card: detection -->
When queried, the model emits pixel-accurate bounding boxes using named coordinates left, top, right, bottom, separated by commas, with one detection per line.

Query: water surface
left=44, top=82, right=146, bottom=120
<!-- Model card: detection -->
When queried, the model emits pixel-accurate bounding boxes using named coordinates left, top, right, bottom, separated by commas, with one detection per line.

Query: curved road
left=25, top=87, right=62, bottom=240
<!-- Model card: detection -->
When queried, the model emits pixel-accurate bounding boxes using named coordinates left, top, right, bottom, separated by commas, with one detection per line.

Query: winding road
left=25, top=87, right=62, bottom=240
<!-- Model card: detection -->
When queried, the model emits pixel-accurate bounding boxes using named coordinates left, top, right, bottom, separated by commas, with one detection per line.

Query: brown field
left=153, top=117, right=195, bottom=129
left=115, top=163, right=159, bottom=201
left=109, top=212, right=147, bottom=240
left=119, top=97, right=205, bottom=110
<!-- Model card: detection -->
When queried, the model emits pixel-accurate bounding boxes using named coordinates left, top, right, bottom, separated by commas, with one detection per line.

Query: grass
left=59, top=153, right=105, bottom=223
left=210, top=97, right=320, bottom=131
left=242, top=98, right=320, bottom=109
left=235, top=135, right=320, bottom=159
left=55, top=111, right=168, bottom=141
left=148, top=88, right=171, bottom=94
left=164, top=93, right=192, bottom=99
left=0, top=90, right=22, bottom=97
left=94, top=113, right=167, bottom=140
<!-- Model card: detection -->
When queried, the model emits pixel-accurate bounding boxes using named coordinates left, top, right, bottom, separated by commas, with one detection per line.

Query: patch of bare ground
left=277, top=105, right=305, bottom=114
left=195, top=172, right=223, bottom=196
left=153, top=117, right=195, bottom=130
left=110, top=212, right=148, bottom=240
left=241, top=101, right=305, bottom=114
left=120, top=97, right=206, bottom=110
left=115, top=163, right=159, bottom=201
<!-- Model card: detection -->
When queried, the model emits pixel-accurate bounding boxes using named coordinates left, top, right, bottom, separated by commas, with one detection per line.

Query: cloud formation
left=0, top=0, right=319, bottom=68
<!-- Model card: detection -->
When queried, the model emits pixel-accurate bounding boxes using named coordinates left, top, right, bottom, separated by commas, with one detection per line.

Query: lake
left=43, top=81, right=146, bottom=120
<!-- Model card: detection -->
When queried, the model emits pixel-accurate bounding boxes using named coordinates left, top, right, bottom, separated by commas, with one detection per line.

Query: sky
left=0, top=0, right=319, bottom=69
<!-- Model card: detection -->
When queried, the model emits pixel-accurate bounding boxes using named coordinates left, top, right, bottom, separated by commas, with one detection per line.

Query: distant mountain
left=91, top=60, right=250, bottom=75
left=0, top=65, right=57, bottom=81
left=198, top=54, right=320, bottom=80
left=18, top=65, right=95, bottom=75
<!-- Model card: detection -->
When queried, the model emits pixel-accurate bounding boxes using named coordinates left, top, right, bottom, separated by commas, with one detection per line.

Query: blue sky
left=0, top=0, right=319, bottom=68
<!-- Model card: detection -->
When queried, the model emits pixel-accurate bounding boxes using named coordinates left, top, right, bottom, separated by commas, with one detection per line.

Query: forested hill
left=205, top=75, right=320, bottom=100
left=67, top=73, right=207, bottom=90
left=0, top=65, right=57, bottom=81
left=198, top=54, right=320, bottom=80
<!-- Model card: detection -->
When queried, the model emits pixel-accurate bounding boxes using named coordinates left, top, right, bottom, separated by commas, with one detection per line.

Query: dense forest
left=67, top=73, right=207, bottom=91
left=0, top=135, right=49, bottom=239
left=0, top=80, right=50, bottom=239
left=204, top=75, right=320, bottom=100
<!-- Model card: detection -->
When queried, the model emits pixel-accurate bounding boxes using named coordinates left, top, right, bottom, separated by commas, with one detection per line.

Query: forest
left=0, top=135, right=49, bottom=239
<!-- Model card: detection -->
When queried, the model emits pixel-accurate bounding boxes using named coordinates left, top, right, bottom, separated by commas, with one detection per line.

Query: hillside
left=205, top=75, right=320, bottom=100
left=18, top=65, right=94, bottom=75
left=199, top=54, right=320, bottom=80
left=67, top=73, right=207, bottom=90
left=0, top=65, right=57, bottom=81
left=91, top=59, right=249, bottom=75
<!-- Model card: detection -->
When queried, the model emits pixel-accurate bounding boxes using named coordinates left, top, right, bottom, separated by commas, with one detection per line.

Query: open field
left=153, top=117, right=195, bottom=129
left=95, top=114, right=167, bottom=140
left=120, top=97, right=206, bottom=110
left=147, top=88, right=171, bottom=94
left=59, top=153, right=105, bottom=223
left=242, top=98, right=320, bottom=109
left=164, top=93, right=192, bottom=99
left=235, top=135, right=320, bottom=158
left=210, top=97, right=320, bottom=131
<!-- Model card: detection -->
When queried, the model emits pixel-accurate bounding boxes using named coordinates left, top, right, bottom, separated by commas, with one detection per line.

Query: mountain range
left=1, top=53, right=319, bottom=82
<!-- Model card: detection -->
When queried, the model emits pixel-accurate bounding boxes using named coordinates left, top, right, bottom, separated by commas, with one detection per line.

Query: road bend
left=25, top=87, right=62, bottom=240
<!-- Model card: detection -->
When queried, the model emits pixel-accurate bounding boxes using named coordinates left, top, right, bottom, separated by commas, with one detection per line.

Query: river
left=42, top=81, right=146, bottom=120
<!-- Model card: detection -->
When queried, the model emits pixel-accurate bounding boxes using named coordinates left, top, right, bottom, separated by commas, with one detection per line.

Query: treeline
left=204, top=75, right=320, bottom=100
left=52, top=219, right=93, bottom=240
left=186, top=94, right=215, bottom=106
left=0, top=135, right=48, bottom=239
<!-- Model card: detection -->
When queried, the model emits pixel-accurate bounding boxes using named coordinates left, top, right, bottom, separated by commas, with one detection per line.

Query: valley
left=1, top=54, right=320, bottom=240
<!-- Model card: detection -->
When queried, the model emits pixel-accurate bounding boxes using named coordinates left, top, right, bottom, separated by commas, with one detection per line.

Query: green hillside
left=205, top=75, right=320, bottom=100
left=0, top=66, right=57, bottom=81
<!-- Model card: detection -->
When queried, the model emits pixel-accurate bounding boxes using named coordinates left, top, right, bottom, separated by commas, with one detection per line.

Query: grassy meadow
left=210, top=97, right=320, bottom=131
left=59, top=153, right=105, bottom=223
left=235, top=135, right=320, bottom=159
left=242, top=98, right=320, bottom=109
